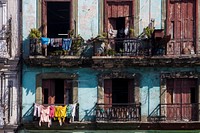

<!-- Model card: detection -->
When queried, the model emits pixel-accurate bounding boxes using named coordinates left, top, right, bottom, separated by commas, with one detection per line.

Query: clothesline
left=33, top=103, right=78, bottom=127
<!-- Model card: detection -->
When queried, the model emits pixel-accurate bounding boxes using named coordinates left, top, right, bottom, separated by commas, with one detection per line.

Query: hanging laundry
left=62, top=38, right=72, bottom=50
left=39, top=105, right=51, bottom=127
left=33, top=103, right=42, bottom=117
left=50, top=38, right=55, bottom=47
left=54, top=105, right=67, bottom=126
left=54, top=38, right=62, bottom=47
left=41, top=37, right=50, bottom=45
left=49, top=105, right=55, bottom=118
left=67, top=103, right=77, bottom=122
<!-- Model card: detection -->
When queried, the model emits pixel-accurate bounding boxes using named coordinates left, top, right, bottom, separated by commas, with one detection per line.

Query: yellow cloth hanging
left=54, top=105, right=67, bottom=125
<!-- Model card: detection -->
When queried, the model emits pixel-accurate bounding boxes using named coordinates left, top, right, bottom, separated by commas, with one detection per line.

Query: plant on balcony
left=29, top=28, right=42, bottom=55
left=71, top=34, right=84, bottom=56
left=143, top=26, right=154, bottom=39
left=29, top=28, right=41, bottom=39
left=92, top=33, right=109, bottom=56
left=129, top=28, right=135, bottom=38
left=105, top=49, right=115, bottom=56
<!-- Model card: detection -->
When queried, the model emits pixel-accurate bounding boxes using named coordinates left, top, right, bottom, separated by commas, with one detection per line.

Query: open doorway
left=47, top=2, right=70, bottom=38
left=104, top=78, right=134, bottom=105
left=42, top=79, right=72, bottom=104
left=112, top=78, right=128, bottom=103
left=55, top=79, right=64, bottom=104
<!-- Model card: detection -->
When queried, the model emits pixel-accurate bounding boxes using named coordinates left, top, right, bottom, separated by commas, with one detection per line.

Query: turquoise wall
left=139, top=0, right=162, bottom=33
left=22, top=65, right=200, bottom=121
left=22, top=66, right=98, bottom=121
left=21, top=0, right=198, bottom=122
left=22, top=1, right=37, bottom=57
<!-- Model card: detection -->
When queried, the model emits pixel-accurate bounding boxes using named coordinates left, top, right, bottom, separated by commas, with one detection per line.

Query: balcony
left=147, top=103, right=200, bottom=122
left=26, top=35, right=200, bottom=68
left=0, top=18, right=11, bottom=58
left=95, top=103, right=141, bottom=122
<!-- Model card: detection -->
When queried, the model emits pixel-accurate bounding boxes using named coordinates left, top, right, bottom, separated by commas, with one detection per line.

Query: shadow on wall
left=22, top=104, right=34, bottom=122
left=80, top=104, right=96, bottom=122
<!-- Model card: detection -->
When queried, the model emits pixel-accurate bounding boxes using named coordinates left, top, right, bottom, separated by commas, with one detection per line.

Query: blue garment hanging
left=62, top=38, right=72, bottom=50
left=41, top=37, right=50, bottom=45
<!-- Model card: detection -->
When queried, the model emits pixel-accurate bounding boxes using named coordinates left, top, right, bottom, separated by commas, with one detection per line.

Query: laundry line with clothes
left=41, top=37, right=73, bottom=51
left=33, top=103, right=78, bottom=127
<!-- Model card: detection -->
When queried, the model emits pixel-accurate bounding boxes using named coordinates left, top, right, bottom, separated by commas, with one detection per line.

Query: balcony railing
left=30, top=37, right=156, bottom=57
left=96, top=103, right=141, bottom=122
left=148, top=103, right=200, bottom=122
left=93, top=38, right=154, bottom=56
left=0, top=18, right=12, bottom=58
left=30, top=37, right=84, bottom=56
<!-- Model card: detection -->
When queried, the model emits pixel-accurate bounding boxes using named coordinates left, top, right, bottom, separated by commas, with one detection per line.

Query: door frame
left=35, top=72, right=78, bottom=104
left=160, top=71, right=200, bottom=121
left=166, top=0, right=198, bottom=54
left=97, top=71, right=140, bottom=104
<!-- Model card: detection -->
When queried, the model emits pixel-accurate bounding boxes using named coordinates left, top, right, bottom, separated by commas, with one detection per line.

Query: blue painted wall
left=21, top=0, right=197, bottom=122
left=22, top=64, right=200, bottom=121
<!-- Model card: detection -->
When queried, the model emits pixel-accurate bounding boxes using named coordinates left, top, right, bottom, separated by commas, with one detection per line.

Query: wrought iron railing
left=93, top=38, right=153, bottom=56
left=29, top=37, right=156, bottom=57
left=0, top=18, right=12, bottom=57
left=148, top=103, right=200, bottom=122
left=96, top=103, right=141, bottom=122
left=29, top=37, right=84, bottom=56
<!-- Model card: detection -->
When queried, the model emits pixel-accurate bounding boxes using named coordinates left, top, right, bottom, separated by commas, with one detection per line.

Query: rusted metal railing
left=96, top=103, right=141, bottom=122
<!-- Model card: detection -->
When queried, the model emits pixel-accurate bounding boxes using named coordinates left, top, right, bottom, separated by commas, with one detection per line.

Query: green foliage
left=129, top=28, right=135, bottom=38
left=29, top=28, right=41, bottom=39
left=105, top=49, right=116, bottom=56
left=144, top=27, right=154, bottom=38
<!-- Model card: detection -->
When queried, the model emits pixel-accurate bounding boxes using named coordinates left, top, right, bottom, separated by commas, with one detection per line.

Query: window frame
left=41, top=0, right=73, bottom=37
left=35, top=72, right=78, bottom=105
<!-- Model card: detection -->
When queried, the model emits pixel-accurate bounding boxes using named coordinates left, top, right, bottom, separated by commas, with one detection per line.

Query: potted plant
left=29, top=28, right=42, bottom=40
left=29, top=28, right=42, bottom=55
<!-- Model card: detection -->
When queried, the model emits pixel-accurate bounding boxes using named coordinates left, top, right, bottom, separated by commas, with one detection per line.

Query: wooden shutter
left=64, top=79, right=72, bottom=104
left=105, top=0, right=134, bottom=32
left=128, top=79, right=134, bottom=103
left=166, top=0, right=196, bottom=55
left=42, top=79, right=55, bottom=104
left=104, top=79, right=112, bottom=106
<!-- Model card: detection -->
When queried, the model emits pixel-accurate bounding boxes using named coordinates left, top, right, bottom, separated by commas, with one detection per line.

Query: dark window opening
left=116, top=17, right=125, bottom=38
left=190, top=87, right=196, bottom=103
left=42, top=79, right=72, bottom=104
left=55, top=79, right=64, bottom=104
left=43, top=88, right=48, bottom=104
left=47, top=2, right=70, bottom=38
left=112, top=78, right=128, bottom=103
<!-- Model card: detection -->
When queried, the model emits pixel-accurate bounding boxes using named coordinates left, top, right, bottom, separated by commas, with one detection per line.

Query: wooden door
left=105, top=0, right=134, bottom=32
left=64, top=79, right=72, bottom=104
left=166, top=0, right=196, bottom=55
left=166, top=78, right=197, bottom=121
left=42, top=79, right=55, bottom=104
left=128, top=79, right=134, bottom=103
left=104, top=79, right=112, bottom=108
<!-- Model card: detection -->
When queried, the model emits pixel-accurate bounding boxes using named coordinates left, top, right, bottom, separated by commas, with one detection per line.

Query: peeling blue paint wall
left=22, top=63, right=200, bottom=121
left=22, top=66, right=98, bottom=121
left=22, top=1, right=37, bottom=57
left=21, top=0, right=197, bottom=123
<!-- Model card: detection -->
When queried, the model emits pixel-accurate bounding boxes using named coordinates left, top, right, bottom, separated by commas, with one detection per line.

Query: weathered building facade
left=0, top=0, right=21, bottom=132
left=19, top=0, right=200, bottom=132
